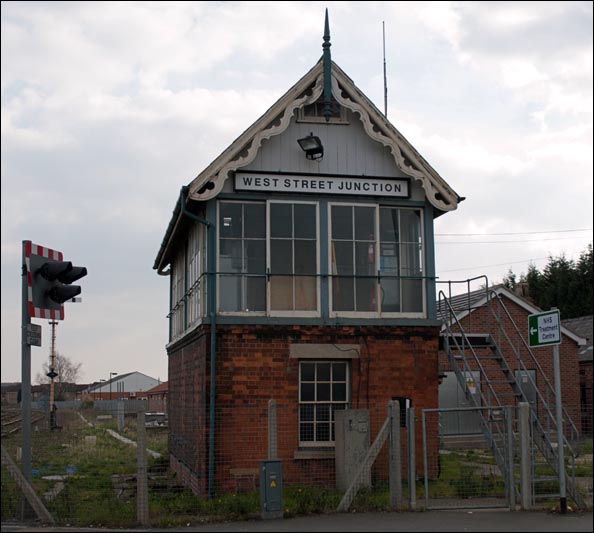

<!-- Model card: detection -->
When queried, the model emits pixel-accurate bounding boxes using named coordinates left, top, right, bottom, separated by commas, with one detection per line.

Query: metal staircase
left=438, top=277, right=585, bottom=509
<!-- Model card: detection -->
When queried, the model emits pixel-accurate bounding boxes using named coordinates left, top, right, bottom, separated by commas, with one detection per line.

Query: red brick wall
left=438, top=296, right=581, bottom=436
left=580, top=361, right=593, bottom=436
left=168, top=324, right=440, bottom=495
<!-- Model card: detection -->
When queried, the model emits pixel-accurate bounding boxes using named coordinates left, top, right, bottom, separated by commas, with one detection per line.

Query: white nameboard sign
left=234, top=172, right=409, bottom=198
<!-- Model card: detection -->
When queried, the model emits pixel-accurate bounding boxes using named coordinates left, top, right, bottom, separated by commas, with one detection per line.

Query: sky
left=1, top=1, right=592, bottom=384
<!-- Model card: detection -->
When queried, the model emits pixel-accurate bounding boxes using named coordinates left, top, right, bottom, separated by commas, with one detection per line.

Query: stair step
left=440, top=333, right=494, bottom=349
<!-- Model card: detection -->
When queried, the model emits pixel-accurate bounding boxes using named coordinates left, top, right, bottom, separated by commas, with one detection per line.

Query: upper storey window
left=270, top=202, right=318, bottom=314
left=219, top=202, right=266, bottom=313
left=329, top=204, right=424, bottom=317
left=216, top=200, right=424, bottom=318
left=218, top=201, right=319, bottom=315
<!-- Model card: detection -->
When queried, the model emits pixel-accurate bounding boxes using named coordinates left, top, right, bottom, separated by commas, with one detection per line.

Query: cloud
left=1, top=2, right=592, bottom=382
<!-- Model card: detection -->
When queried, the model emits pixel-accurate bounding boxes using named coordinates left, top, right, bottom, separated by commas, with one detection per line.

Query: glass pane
left=400, top=209, right=421, bottom=243
left=219, top=275, right=241, bottom=312
left=333, top=241, right=354, bottom=275
left=332, top=363, right=346, bottom=381
left=271, top=240, right=293, bottom=274
left=401, top=279, right=423, bottom=313
left=317, top=382, right=330, bottom=401
left=380, top=207, right=399, bottom=242
left=316, top=423, right=330, bottom=442
left=294, top=204, right=316, bottom=239
left=294, top=240, right=316, bottom=275
left=300, top=423, right=314, bottom=442
left=244, top=203, right=266, bottom=238
left=316, top=404, right=330, bottom=421
left=219, top=239, right=243, bottom=273
left=401, top=243, right=422, bottom=276
left=332, top=383, right=346, bottom=401
left=333, top=277, right=354, bottom=311
left=245, top=240, right=265, bottom=274
left=295, top=277, right=316, bottom=310
left=301, top=382, right=315, bottom=401
left=301, top=363, right=315, bottom=381
left=300, top=404, right=314, bottom=422
left=219, top=202, right=242, bottom=238
left=381, top=279, right=401, bottom=312
left=354, top=206, right=375, bottom=241
left=355, top=242, right=375, bottom=275
left=271, top=276, right=293, bottom=310
left=270, top=203, right=292, bottom=238
left=380, top=243, right=398, bottom=274
left=317, top=363, right=331, bottom=381
left=331, top=206, right=352, bottom=240
left=356, top=277, right=377, bottom=312
left=246, top=276, right=266, bottom=311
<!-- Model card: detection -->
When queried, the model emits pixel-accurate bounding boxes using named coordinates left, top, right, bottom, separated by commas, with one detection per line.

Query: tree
left=35, top=352, right=82, bottom=401
left=508, top=245, right=593, bottom=319
left=502, top=268, right=517, bottom=291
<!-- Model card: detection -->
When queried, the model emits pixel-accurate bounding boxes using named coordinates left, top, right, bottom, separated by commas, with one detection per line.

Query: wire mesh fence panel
left=422, top=408, right=510, bottom=510
left=2, top=398, right=591, bottom=527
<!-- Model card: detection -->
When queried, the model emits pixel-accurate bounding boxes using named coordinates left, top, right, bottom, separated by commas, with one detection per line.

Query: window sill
left=293, top=449, right=335, bottom=460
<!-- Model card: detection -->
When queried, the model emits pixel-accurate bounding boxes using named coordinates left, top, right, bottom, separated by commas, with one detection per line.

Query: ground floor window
left=299, top=361, right=349, bottom=446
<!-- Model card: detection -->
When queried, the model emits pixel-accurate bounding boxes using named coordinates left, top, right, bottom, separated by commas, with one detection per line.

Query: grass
left=2, top=408, right=592, bottom=526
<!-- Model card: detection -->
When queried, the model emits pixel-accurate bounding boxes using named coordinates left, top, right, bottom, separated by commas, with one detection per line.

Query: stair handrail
left=438, top=289, right=509, bottom=471
left=485, top=290, right=580, bottom=445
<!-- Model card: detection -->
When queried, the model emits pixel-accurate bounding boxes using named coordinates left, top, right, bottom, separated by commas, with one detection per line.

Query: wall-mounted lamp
left=297, top=132, right=324, bottom=160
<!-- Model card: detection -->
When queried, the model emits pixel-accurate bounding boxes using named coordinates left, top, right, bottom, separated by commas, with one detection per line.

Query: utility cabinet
left=335, top=409, right=370, bottom=491
left=259, top=460, right=283, bottom=520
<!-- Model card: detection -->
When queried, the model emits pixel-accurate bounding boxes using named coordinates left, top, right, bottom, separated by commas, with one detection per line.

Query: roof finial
left=322, top=8, right=332, bottom=122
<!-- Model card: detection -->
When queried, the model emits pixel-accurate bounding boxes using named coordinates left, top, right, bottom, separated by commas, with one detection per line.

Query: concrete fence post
left=136, top=411, right=149, bottom=526
left=117, top=400, right=125, bottom=432
left=518, top=402, right=532, bottom=510
left=389, top=400, right=402, bottom=510
left=407, top=407, right=416, bottom=510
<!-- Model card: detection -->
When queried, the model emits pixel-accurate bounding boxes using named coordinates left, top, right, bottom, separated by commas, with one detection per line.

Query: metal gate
left=422, top=406, right=516, bottom=510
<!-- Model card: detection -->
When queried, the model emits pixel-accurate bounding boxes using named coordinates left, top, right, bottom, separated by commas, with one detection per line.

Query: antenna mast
left=383, top=21, right=388, bottom=117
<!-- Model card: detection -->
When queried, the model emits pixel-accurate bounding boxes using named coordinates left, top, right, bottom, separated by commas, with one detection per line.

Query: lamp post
left=99, top=379, right=106, bottom=400
left=109, top=372, right=118, bottom=400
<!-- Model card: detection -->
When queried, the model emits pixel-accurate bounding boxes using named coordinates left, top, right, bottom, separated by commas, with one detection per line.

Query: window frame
left=328, top=202, right=426, bottom=319
left=267, top=199, right=321, bottom=318
left=298, top=360, right=350, bottom=448
left=217, top=200, right=267, bottom=316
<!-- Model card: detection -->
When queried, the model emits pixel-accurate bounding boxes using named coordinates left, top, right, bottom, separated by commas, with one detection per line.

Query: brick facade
left=168, top=324, right=440, bottom=495
left=438, top=294, right=582, bottom=436
left=580, top=361, right=593, bottom=436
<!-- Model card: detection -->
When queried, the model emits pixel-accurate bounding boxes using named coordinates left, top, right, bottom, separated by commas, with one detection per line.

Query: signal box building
left=154, top=22, right=462, bottom=495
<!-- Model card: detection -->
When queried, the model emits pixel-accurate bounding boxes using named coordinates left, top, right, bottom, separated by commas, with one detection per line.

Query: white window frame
left=217, top=200, right=267, bottom=316
left=267, top=200, right=320, bottom=318
left=298, top=360, right=350, bottom=448
left=328, top=203, right=426, bottom=319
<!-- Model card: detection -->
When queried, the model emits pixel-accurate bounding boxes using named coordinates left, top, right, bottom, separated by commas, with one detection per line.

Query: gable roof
left=87, top=371, right=158, bottom=392
left=437, top=284, right=586, bottom=346
left=154, top=58, right=462, bottom=272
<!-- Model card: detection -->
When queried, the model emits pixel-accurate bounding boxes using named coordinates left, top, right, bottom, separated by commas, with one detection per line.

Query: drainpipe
left=179, top=186, right=217, bottom=499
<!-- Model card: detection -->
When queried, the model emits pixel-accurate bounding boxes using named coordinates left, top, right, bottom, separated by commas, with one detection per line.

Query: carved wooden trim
left=189, top=77, right=324, bottom=201
left=330, top=75, right=455, bottom=211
